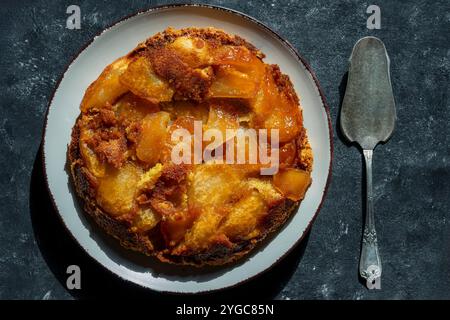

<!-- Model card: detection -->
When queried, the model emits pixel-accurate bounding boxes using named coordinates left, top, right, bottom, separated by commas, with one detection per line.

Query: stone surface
left=0, top=0, right=448, bottom=300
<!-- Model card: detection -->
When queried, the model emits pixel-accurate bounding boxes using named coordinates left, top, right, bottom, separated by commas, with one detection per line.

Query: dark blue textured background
left=0, top=0, right=449, bottom=299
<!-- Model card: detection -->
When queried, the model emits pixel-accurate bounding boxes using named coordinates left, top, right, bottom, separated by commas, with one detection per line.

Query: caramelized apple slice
left=188, top=165, right=244, bottom=210
left=279, top=141, right=297, bottom=167
left=160, top=101, right=209, bottom=122
left=136, top=163, right=164, bottom=193
left=135, top=112, right=171, bottom=165
left=114, top=92, right=160, bottom=122
left=262, top=105, right=302, bottom=143
left=120, top=56, right=174, bottom=103
left=205, top=102, right=240, bottom=137
left=168, top=36, right=211, bottom=67
left=250, top=67, right=279, bottom=117
left=132, top=208, right=160, bottom=232
left=161, top=209, right=198, bottom=246
left=80, top=57, right=129, bottom=112
left=219, top=190, right=267, bottom=240
left=169, top=116, right=195, bottom=134
left=251, top=68, right=302, bottom=142
left=184, top=165, right=262, bottom=248
left=209, top=65, right=257, bottom=99
left=246, top=177, right=283, bottom=207
left=184, top=165, right=245, bottom=248
left=161, top=116, right=196, bottom=164
left=213, top=45, right=254, bottom=67
left=223, top=131, right=266, bottom=175
left=273, top=168, right=311, bottom=201
left=96, top=163, right=143, bottom=216
left=209, top=47, right=265, bottom=99
left=181, top=207, right=224, bottom=250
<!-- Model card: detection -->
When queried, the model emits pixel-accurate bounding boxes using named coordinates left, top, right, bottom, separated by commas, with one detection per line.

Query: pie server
left=340, top=37, right=396, bottom=289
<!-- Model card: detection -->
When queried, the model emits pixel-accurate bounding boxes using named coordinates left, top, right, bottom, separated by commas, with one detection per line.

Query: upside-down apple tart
left=68, top=27, right=313, bottom=266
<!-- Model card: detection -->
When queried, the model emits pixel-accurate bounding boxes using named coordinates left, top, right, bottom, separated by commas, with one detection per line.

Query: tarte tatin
left=68, top=27, right=313, bottom=266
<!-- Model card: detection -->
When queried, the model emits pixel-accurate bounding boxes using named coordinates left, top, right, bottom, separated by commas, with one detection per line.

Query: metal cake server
left=340, top=37, right=396, bottom=289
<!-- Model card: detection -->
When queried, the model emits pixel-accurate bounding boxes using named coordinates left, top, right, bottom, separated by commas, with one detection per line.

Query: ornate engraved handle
left=359, top=149, right=382, bottom=289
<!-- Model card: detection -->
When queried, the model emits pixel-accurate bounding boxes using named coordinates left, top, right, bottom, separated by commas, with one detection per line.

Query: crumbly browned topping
left=81, top=109, right=128, bottom=168
left=146, top=48, right=213, bottom=101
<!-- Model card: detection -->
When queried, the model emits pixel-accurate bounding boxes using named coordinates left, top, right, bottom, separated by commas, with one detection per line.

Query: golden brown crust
left=68, top=27, right=312, bottom=267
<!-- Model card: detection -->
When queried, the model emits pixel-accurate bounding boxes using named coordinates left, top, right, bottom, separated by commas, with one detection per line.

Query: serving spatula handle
left=359, top=149, right=382, bottom=289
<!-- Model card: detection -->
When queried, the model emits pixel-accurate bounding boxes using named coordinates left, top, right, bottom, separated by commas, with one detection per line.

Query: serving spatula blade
left=340, top=36, right=396, bottom=150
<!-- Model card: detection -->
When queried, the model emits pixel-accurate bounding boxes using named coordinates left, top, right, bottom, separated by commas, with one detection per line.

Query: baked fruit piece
left=68, top=27, right=313, bottom=266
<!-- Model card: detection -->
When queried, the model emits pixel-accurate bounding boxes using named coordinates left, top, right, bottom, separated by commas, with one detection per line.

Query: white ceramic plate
left=43, top=4, right=332, bottom=294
